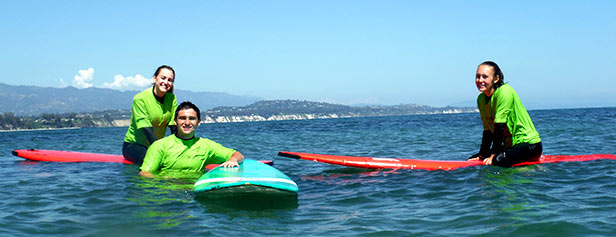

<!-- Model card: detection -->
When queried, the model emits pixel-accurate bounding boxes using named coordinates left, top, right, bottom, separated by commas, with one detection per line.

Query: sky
left=1, top=0, right=614, bottom=109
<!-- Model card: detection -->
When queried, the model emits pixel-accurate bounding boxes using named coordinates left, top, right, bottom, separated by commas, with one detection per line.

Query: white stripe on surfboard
left=194, top=177, right=297, bottom=187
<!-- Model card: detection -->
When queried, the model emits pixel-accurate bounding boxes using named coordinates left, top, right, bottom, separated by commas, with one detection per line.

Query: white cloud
left=73, top=68, right=94, bottom=89
left=102, top=74, right=152, bottom=91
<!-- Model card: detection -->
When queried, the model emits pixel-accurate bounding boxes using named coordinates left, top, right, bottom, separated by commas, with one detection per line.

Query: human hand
left=220, top=160, right=240, bottom=168
left=482, top=154, right=495, bottom=165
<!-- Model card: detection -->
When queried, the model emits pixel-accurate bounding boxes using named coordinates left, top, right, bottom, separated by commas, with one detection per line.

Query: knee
left=491, top=152, right=512, bottom=167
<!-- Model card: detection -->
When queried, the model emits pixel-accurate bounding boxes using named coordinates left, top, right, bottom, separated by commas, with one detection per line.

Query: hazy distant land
left=0, top=100, right=477, bottom=131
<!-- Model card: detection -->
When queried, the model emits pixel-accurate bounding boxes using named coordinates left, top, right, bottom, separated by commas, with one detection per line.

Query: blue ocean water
left=0, top=107, right=615, bottom=236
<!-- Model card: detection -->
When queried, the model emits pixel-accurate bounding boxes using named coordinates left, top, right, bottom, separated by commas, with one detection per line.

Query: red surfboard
left=12, top=149, right=273, bottom=168
left=278, top=151, right=616, bottom=170
left=12, top=149, right=133, bottom=164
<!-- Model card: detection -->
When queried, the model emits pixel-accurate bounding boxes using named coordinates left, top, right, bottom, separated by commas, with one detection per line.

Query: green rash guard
left=140, top=135, right=237, bottom=173
left=123, top=88, right=177, bottom=146
left=477, top=84, right=541, bottom=147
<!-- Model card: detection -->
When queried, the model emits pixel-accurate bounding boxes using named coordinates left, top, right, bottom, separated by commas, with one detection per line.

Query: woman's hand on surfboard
left=482, top=154, right=495, bottom=165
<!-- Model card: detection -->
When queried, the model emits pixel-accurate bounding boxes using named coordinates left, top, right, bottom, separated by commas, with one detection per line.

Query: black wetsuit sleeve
left=469, top=130, right=493, bottom=160
left=139, top=127, right=157, bottom=145
left=168, top=125, right=177, bottom=135
left=491, top=123, right=507, bottom=155
left=479, top=130, right=493, bottom=157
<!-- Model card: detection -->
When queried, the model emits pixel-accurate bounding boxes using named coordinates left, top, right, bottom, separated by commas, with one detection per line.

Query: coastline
left=1, top=112, right=475, bottom=131
left=1, top=106, right=612, bottom=131
left=200, top=110, right=478, bottom=124
left=0, top=127, right=81, bottom=133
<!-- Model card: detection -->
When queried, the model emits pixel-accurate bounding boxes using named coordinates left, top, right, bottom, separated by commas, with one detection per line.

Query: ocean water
left=1, top=107, right=615, bottom=236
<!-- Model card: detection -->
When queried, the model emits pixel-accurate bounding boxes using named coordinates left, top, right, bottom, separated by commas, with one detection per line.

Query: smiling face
left=475, top=64, right=499, bottom=97
left=175, top=108, right=200, bottom=139
left=153, top=68, right=175, bottom=97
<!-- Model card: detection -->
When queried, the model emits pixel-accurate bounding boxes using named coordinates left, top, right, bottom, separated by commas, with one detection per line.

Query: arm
left=482, top=86, right=513, bottom=165
left=484, top=86, right=513, bottom=165
left=219, top=151, right=244, bottom=168
left=139, top=140, right=164, bottom=177
left=132, top=97, right=158, bottom=144
left=139, top=127, right=157, bottom=144
left=483, top=123, right=507, bottom=165
left=469, top=94, right=493, bottom=161
left=468, top=130, right=493, bottom=160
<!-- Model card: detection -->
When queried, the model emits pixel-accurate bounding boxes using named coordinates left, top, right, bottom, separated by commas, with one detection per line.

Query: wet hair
left=153, top=65, right=175, bottom=93
left=479, top=61, right=504, bottom=89
left=175, top=101, right=201, bottom=121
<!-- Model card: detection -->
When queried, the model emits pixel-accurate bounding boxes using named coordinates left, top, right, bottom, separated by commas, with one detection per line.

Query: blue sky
left=1, top=1, right=614, bottom=108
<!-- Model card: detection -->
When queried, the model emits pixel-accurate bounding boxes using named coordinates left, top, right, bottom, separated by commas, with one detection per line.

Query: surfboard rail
left=278, top=151, right=616, bottom=170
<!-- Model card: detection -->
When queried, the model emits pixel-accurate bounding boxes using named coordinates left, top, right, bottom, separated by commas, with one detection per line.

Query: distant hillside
left=0, top=110, right=131, bottom=130
left=203, top=100, right=478, bottom=123
left=0, top=83, right=260, bottom=116
left=0, top=99, right=478, bottom=130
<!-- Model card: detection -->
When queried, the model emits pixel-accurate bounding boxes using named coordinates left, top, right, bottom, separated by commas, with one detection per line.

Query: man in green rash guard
left=123, top=65, right=178, bottom=165
left=139, top=101, right=245, bottom=178
left=467, top=61, right=542, bottom=167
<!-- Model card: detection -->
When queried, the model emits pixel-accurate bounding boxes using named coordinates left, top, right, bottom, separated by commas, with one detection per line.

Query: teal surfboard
left=193, top=159, right=298, bottom=197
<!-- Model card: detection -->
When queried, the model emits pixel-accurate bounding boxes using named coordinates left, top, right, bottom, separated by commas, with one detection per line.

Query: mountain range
left=0, top=82, right=478, bottom=121
left=0, top=83, right=480, bottom=129
left=0, top=83, right=261, bottom=116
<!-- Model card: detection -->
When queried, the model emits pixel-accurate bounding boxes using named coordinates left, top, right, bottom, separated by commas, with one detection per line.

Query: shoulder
left=196, top=138, right=227, bottom=148
left=502, top=83, right=514, bottom=90
left=151, top=135, right=176, bottom=147
left=196, top=138, right=215, bottom=145
left=494, top=84, right=517, bottom=97
left=497, top=84, right=515, bottom=93
left=133, top=88, right=152, bottom=100
left=160, top=135, right=179, bottom=143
